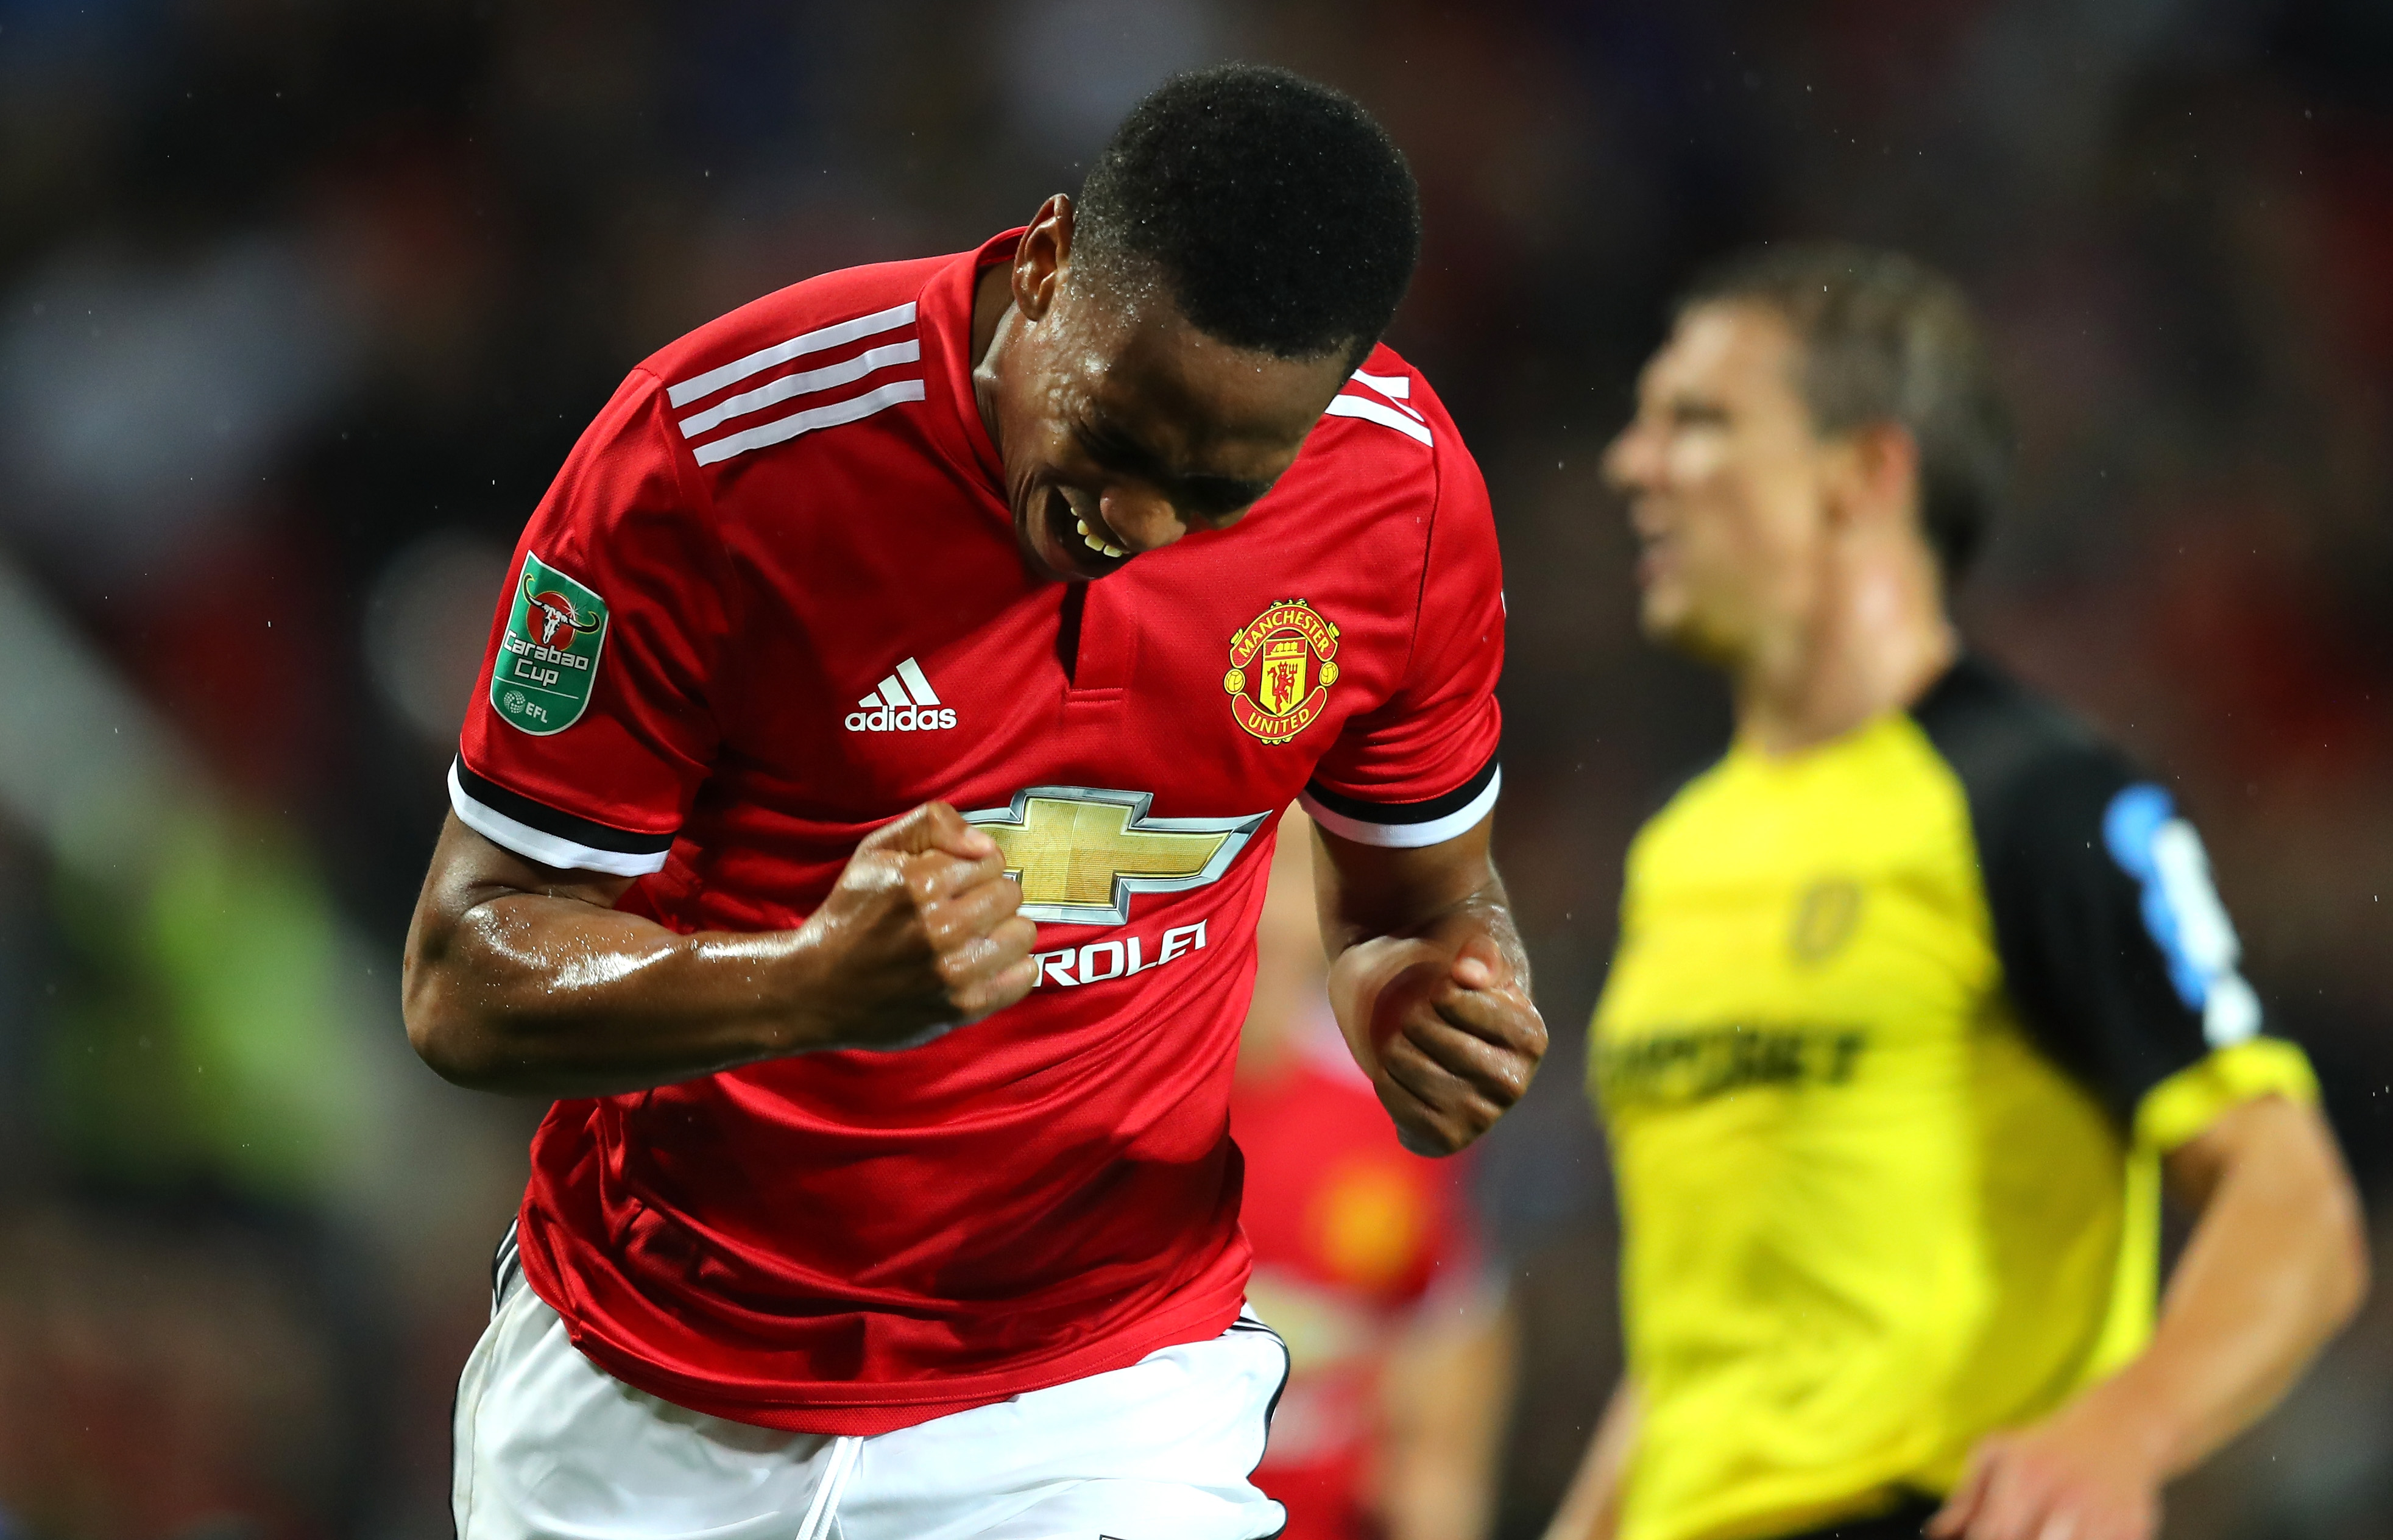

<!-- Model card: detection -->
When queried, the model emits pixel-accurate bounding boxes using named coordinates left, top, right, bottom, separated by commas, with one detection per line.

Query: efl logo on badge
left=492, top=552, right=607, bottom=735
left=1223, top=599, right=1340, bottom=744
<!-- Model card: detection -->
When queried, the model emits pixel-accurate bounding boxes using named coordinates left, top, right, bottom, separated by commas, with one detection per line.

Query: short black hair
left=1076, top=63, right=1421, bottom=367
left=1679, top=244, right=2013, bottom=582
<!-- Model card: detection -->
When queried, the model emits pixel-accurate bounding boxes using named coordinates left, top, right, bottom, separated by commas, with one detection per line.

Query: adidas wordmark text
left=846, top=657, right=956, bottom=732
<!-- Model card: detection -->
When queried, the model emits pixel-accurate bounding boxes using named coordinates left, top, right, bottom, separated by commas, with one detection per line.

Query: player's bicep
left=403, top=811, right=652, bottom=1063
left=1313, top=810, right=1497, bottom=950
left=2157, top=1092, right=2331, bottom=1208
left=419, top=810, right=638, bottom=924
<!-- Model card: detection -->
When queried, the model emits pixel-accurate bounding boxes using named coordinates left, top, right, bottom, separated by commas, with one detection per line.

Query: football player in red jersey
left=403, top=65, right=1546, bottom=1539
left=1235, top=808, right=1515, bottom=1540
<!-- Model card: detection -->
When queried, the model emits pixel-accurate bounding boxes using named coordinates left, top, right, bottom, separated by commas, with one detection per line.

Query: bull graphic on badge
left=1223, top=598, right=1340, bottom=744
left=525, top=578, right=603, bottom=648
left=492, top=552, right=610, bottom=736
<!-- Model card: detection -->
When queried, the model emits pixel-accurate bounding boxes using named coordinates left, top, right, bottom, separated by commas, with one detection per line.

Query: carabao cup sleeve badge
left=1223, top=599, right=1340, bottom=744
left=492, top=552, right=609, bottom=736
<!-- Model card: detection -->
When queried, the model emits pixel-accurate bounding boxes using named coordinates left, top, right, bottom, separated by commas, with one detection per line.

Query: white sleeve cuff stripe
left=1301, top=768, right=1500, bottom=849
left=448, top=763, right=672, bottom=877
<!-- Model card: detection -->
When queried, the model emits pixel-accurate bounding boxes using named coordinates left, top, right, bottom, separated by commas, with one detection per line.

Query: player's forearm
left=403, top=892, right=814, bottom=1097
left=1315, top=816, right=1546, bottom=1155
left=1382, top=1440, right=1499, bottom=1540
left=403, top=805, right=1036, bottom=1097
left=2073, top=1098, right=2368, bottom=1478
left=1405, top=882, right=1532, bottom=991
left=1317, top=822, right=1529, bottom=987
left=1542, top=1376, right=1639, bottom=1540
left=1380, top=1302, right=1517, bottom=1540
left=1324, top=875, right=1530, bottom=1025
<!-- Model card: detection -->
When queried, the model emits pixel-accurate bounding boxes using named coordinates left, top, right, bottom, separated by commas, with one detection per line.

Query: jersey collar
left=914, top=227, right=1024, bottom=502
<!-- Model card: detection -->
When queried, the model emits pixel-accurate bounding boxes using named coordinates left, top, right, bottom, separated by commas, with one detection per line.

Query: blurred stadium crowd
left=0, top=1, right=2388, bottom=1536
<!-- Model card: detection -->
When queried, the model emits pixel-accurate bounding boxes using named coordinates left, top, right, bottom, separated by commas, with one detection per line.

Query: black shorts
left=1772, top=1494, right=1942, bottom=1540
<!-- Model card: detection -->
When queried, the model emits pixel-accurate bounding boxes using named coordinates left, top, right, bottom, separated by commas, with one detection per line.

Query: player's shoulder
left=1907, top=653, right=2150, bottom=858
left=531, top=255, right=948, bottom=531
left=637, top=253, right=946, bottom=399
left=1307, top=342, right=1476, bottom=487
left=617, top=252, right=950, bottom=477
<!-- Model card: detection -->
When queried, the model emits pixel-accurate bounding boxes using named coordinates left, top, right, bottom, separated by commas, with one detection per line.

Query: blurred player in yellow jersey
left=1543, top=246, right=2369, bottom=1540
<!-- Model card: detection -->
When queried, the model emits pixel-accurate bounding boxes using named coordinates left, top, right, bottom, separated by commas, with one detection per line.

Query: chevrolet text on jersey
left=1030, top=919, right=1209, bottom=989
left=448, top=229, right=1505, bottom=1436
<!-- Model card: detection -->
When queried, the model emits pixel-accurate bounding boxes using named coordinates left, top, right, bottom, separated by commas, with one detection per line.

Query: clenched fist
left=1331, top=912, right=1547, bottom=1156
left=793, top=802, right=1041, bottom=1051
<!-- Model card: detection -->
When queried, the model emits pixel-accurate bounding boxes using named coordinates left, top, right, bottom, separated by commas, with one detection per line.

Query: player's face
left=1604, top=303, right=1839, bottom=664
left=981, top=199, right=1355, bottom=582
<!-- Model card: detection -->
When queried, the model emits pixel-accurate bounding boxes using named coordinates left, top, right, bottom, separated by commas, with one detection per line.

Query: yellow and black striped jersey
left=1590, top=656, right=2317, bottom=1540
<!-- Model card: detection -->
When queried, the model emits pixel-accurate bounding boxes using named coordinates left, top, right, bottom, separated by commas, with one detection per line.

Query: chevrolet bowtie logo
left=962, top=787, right=1268, bottom=925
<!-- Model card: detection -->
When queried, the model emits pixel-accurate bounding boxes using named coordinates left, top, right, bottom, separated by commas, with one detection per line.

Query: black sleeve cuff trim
left=452, top=757, right=677, bottom=855
left=1304, top=750, right=1500, bottom=825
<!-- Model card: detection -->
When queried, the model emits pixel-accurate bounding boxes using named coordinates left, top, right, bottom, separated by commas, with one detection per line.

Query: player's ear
left=1012, top=194, right=1072, bottom=323
left=1829, top=420, right=1921, bottom=538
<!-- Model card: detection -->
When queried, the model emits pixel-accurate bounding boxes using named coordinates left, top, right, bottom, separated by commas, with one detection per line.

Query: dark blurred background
left=0, top=1, right=2387, bottom=1536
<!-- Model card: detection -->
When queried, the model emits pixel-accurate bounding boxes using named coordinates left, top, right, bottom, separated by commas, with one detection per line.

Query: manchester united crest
left=1223, top=599, right=1341, bottom=744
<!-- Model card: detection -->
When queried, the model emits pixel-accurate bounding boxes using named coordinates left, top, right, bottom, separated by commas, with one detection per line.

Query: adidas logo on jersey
left=846, top=657, right=956, bottom=732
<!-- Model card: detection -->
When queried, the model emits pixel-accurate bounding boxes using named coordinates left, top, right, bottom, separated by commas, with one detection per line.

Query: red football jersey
left=451, top=230, right=1506, bottom=1434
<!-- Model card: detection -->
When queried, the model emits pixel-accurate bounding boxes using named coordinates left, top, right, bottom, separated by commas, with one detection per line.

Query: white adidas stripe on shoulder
left=689, top=378, right=926, bottom=467
left=1349, top=369, right=1426, bottom=420
left=668, top=300, right=925, bottom=466
left=1324, top=390, right=1432, bottom=445
left=666, top=301, right=918, bottom=408
left=677, top=339, right=921, bottom=438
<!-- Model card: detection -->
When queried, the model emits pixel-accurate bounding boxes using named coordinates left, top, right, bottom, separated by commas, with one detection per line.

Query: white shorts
left=454, top=1240, right=1290, bottom=1540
